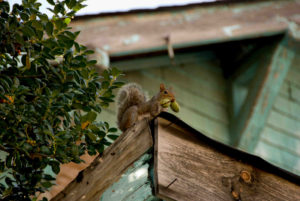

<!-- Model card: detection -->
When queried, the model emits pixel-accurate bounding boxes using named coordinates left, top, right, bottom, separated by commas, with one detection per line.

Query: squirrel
left=116, top=83, right=175, bottom=132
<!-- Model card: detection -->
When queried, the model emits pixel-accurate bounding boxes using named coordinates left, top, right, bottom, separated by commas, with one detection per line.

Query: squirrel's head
left=159, top=83, right=175, bottom=102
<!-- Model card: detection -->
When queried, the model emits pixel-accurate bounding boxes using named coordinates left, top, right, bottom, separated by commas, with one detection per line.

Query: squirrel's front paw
left=162, top=108, right=168, bottom=112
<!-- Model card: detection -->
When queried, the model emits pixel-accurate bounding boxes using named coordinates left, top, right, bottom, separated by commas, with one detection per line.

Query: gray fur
left=116, top=83, right=146, bottom=126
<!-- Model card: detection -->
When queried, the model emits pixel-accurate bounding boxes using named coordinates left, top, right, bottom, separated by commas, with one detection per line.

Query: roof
left=50, top=112, right=300, bottom=201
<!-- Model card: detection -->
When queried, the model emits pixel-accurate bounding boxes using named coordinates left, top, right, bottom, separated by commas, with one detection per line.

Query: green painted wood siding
left=100, top=153, right=160, bottom=201
left=105, top=51, right=230, bottom=144
left=254, top=56, right=300, bottom=175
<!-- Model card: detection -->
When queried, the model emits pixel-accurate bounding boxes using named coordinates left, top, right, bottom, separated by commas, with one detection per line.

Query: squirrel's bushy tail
left=116, top=83, right=146, bottom=126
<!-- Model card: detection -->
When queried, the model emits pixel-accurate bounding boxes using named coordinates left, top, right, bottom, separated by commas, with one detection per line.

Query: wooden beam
left=230, top=35, right=296, bottom=152
left=154, top=114, right=300, bottom=201
left=51, top=119, right=153, bottom=201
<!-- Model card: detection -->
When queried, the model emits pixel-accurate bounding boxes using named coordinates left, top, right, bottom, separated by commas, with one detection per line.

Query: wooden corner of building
left=51, top=119, right=153, bottom=201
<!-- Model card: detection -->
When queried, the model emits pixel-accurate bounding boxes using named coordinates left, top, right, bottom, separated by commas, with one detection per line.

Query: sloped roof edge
left=157, top=112, right=300, bottom=185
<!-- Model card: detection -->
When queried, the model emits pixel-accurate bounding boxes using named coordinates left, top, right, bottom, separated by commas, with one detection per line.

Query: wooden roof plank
left=154, top=113, right=300, bottom=201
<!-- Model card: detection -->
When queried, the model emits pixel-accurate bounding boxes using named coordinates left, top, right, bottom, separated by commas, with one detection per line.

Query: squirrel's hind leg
left=119, top=105, right=139, bottom=132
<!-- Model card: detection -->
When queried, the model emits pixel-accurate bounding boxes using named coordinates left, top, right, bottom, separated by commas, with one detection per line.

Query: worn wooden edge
left=152, top=118, right=159, bottom=197
left=154, top=112, right=300, bottom=187
left=73, top=0, right=263, bottom=20
left=51, top=119, right=153, bottom=201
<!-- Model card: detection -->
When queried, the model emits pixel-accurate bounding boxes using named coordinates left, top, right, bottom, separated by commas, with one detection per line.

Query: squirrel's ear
left=160, top=83, right=165, bottom=91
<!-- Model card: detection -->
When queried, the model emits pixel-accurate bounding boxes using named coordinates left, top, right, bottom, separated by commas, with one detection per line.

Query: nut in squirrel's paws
left=160, top=98, right=180, bottom=113
left=170, top=100, right=180, bottom=113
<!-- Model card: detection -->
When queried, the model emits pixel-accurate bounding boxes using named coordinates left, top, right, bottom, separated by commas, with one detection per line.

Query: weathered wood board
left=154, top=113, right=300, bottom=201
left=71, top=0, right=300, bottom=56
left=51, top=119, right=153, bottom=201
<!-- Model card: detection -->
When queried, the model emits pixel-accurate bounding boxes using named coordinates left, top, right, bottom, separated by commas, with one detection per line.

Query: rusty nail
left=240, top=170, right=252, bottom=184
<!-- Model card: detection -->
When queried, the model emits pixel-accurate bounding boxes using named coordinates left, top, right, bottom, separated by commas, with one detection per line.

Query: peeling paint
left=222, top=25, right=241, bottom=36
left=102, top=44, right=110, bottom=51
left=100, top=154, right=155, bottom=201
left=118, top=21, right=127, bottom=26
left=276, top=16, right=300, bottom=39
left=232, top=2, right=273, bottom=14
left=123, top=34, right=140, bottom=45
left=183, top=13, right=201, bottom=22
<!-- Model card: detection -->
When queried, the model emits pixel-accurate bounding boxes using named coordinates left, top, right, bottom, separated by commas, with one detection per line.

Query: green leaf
left=113, top=81, right=125, bottom=87
left=107, top=135, right=119, bottom=140
left=67, top=0, right=77, bottom=9
left=86, top=132, right=97, bottom=142
left=32, top=20, right=43, bottom=30
left=84, top=50, right=94, bottom=55
left=38, top=14, right=48, bottom=22
left=46, top=0, right=55, bottom=5
left=41, top=146, right=51, bottom=155
left=97, top=130, right=106, bottom=138
left=111, top=67, right=122, bottom=76
left=15, top=33, right=24, bottom=44
left=64, top=18, right=71, bottom=25
left=101, top=81, right=109, bottom=89
left=20, top=12, right=29, bottom=21
left=86, top=111, right=97, bottom=122
left=45, top=22, right=53, bottom=36
left=54, top=4, right=61, bottom=14
left=54, top=20, right=65, bottom=30
left=108, top=128, right=118, bottom=133
left=42, top=181, right=53, bottom=188
left=97, top=144, right=104, bottom=153
left=50, top=161, right=60, bottom=174
left=87, top=60, right=97, bottom=66
left=22, top=25, right=35, bottom=37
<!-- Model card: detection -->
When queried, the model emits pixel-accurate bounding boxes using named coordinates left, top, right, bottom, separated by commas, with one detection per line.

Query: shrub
left=0, top=0, right=123, bottom=200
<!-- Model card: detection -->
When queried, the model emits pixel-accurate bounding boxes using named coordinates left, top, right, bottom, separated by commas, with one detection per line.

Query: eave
left=70, top=0, right=300, bottom=57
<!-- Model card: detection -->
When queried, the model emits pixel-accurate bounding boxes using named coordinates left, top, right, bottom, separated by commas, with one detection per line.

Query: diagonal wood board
left=51, top=119, right=153, bottom=201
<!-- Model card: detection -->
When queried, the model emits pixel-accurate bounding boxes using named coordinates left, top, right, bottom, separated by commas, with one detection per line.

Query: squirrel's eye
left=164, top=91, right=168, bottom=94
